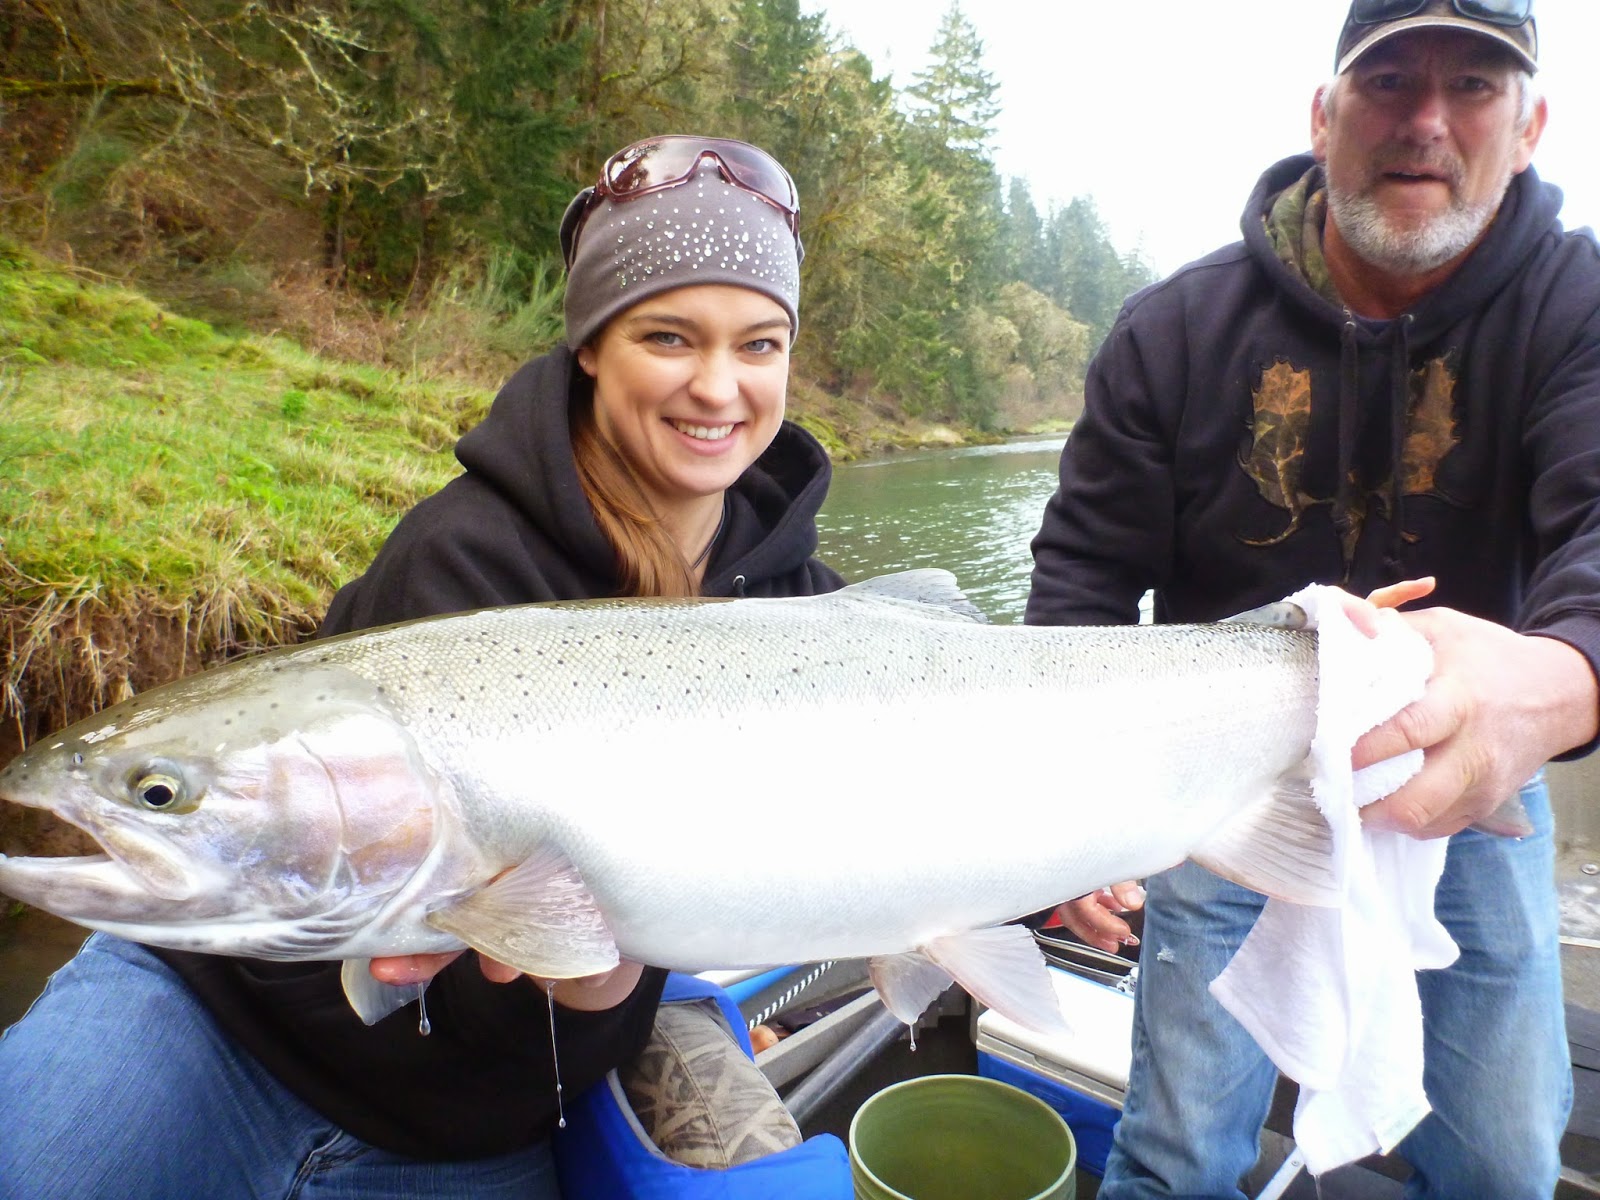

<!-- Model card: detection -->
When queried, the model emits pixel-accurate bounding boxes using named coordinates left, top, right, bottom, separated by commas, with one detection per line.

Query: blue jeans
left=0, top=935, right=560, bottom=1200
left=1101, top=776, right=1571, bottom=1199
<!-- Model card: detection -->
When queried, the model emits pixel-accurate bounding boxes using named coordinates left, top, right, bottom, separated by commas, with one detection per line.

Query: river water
left=815, top=436, right=1068, bottom=624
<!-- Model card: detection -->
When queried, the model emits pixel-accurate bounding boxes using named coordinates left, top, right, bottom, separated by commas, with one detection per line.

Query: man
left=1026, top=2, right=1600, bottom=1196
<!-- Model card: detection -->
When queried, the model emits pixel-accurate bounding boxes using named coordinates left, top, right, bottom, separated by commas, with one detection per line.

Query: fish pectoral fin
left=869, top=951, right=953, bottom=1026
left=1192, top=773, right=1340, bottom=906
left=924, top=925, right=1069, bottom=1037
left=340, top=959, right=425, bottom=1026
left=424, top=844, right=620, bottom=979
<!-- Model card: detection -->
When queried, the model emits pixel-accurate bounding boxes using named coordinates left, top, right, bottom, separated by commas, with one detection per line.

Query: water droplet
left=546, top=981, right=566, bottom=1129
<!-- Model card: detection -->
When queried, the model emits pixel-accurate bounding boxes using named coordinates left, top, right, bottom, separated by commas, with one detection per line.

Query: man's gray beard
left=1326, top=172, right=1510, bottom=275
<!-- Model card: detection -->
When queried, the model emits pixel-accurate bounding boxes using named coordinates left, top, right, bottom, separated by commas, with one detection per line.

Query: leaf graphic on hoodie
left=1239, top=359, right=1318, bottom=545
left=1400, top=357, right=1461, bottom=496
left=1370, top=356, right=1463, bottom=535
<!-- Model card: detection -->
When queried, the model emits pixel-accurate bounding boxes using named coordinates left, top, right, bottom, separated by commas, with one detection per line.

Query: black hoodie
left=1027, top=155, right=1600, bottom=709
left=156, top=346, right=843, bottom=1159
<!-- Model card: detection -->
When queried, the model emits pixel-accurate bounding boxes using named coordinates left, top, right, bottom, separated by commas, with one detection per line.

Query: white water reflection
left=815, top=437, right=1067, bottom=624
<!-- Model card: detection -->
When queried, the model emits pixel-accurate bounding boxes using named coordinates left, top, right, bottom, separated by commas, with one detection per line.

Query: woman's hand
left=1052, top=882, right=1146, bottom=954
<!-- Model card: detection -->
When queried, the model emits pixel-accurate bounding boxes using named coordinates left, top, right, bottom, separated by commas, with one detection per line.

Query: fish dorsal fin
left=1191, top=772, right=1340, bottom=906
left=425, top=845, right=620, bottom=979
left=841, top=570, right=987, bottom=624
left=340, top=958, right=425, bottom=1026
left=869, top=950, right=953, bottom=1026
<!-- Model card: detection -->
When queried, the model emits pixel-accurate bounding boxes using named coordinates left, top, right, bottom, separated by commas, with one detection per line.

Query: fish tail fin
left=1472, top=792, right=1535, bottom=838
left=1191, top=772, right=1341, bottom=906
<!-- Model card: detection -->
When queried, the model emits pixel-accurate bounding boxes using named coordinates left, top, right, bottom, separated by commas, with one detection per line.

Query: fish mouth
left=0, top=799, right=101, bottom=861
left=0, top=796, right=198, bottom=903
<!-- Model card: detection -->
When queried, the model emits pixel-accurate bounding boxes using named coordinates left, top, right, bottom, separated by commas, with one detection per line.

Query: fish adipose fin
left=340, top=958, right=424, bottom=1026
left=1192, top=773, right=1341, bottom=907
left=425, top=844, right=620, bottom=979
left=872, top=925, right=1068, bottom=1037
left=842, top=570, right=988, bottom=624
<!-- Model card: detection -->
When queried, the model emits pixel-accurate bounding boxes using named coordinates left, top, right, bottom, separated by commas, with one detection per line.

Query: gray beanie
left=562, top=162, right=802, bottom=350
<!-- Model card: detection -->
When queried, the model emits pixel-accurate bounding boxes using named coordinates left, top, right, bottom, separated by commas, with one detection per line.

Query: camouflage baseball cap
left=1336, top=0, right=1538, bottom=75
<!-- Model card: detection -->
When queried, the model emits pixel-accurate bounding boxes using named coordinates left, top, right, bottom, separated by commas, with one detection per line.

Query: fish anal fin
left=425, top=844, right=619, bottom=979
left=869, top=951, right=953, bottom=1025
left=340, top=958, right=423, bottom=1026
left=926, top=925, right=1069, bottom=1037
left=1192, top=772, right=1340, bottom=906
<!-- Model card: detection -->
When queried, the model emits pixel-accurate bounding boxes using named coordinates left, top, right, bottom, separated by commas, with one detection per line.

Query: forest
left=1, top=0, right=1156, bottom=431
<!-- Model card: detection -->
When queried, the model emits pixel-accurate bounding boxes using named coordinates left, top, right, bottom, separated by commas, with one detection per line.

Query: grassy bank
left=0, top=248, right=492, bottom=742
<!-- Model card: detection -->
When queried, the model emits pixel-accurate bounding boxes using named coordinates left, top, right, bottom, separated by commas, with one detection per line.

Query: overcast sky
left=802, top=0, right=1599, bottom=275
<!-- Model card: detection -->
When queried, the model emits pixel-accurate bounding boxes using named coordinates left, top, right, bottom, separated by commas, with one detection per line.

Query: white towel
left=1208, top=585, right=1458, bottom=1175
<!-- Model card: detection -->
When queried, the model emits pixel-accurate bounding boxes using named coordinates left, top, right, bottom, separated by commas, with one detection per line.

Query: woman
left=0, top=135, right=842, bottom=1199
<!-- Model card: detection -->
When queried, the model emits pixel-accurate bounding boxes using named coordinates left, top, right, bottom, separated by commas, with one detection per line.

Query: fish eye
left=130, top=770, right=192, bottom=813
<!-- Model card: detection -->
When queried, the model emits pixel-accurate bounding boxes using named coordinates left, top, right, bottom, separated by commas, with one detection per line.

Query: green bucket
left=848, top=1073, right=1077, bottom=1200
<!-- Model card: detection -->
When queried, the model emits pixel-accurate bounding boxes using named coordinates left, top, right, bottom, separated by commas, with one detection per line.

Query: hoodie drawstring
left=1333, top=319, right=1361, bottom=581
left=1333, top=314, right=1413, bottom=587
left=1383, top=315, right=1415, bottom=581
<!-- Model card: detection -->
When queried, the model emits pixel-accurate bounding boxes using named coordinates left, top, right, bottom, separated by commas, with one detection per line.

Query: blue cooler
left=975, top=965, right=1133, bottom=1176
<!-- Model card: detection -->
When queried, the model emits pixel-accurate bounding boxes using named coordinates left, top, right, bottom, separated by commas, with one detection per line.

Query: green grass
left=0, top=247, right=492, bottom=731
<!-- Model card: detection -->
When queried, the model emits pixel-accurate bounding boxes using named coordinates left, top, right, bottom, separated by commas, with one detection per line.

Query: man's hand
left=1356, top=608, right=1598, bottom=839
left=369, top=952, right=645, bottom=1011
left=1053, top=882, right=1146, bottom=954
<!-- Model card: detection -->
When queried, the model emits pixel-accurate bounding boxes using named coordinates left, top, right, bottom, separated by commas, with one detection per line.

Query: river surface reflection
left=815, top=436, right=1067, bottom=624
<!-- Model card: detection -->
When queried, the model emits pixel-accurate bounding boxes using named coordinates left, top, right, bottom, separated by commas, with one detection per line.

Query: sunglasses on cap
left=1349, top=0, right=1532, bottom=26
left=561, top=136, right=800, bottom=268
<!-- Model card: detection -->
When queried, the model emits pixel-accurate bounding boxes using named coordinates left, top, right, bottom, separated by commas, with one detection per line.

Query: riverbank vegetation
left=0, top=0, right=1155, bottom=749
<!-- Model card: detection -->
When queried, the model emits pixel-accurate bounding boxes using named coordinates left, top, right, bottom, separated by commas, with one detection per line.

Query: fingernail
left=1127, top=885, right=1146, bottom=905
left=1121, top=934, right=1140, bottom=947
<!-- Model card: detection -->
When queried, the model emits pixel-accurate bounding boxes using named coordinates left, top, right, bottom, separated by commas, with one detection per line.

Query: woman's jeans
left=0, top=934, right=560, bottom=1200
left=1100, top=775, right=1571, bottom=1199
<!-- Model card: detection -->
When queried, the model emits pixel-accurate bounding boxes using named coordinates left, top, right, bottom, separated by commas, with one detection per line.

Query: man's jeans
left=0, top=934, right=560, bottom=1200
left=1101, top=775, right=1571, bottom=1199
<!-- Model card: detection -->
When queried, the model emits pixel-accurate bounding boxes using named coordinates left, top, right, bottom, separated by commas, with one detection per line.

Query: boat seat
left=617, top=995, right=803, bottom=1167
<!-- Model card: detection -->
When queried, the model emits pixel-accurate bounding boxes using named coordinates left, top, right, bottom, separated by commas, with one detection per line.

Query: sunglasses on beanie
left=561, top=136, right=800, bottom=268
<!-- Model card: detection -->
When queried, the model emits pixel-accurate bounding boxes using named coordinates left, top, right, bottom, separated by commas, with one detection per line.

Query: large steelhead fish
left=0, top=571, right=1428, bottom=1034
